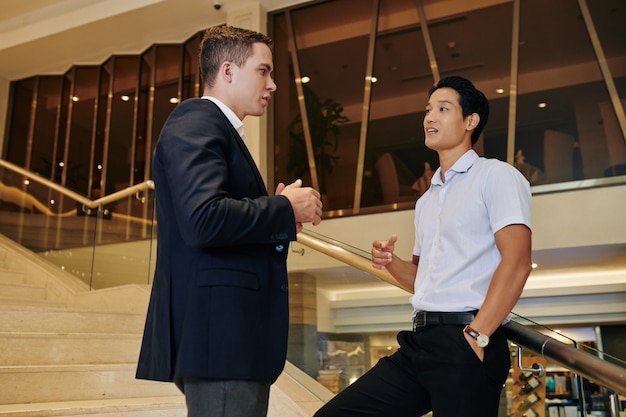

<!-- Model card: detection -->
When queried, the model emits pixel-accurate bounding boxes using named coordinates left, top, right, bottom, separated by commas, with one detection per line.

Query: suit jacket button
left=275, top=244, right=285, bottom=253
left=281, top=283, right=289, bottom=292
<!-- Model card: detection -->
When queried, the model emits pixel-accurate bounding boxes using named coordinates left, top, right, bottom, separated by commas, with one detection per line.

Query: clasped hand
left=276, top=179, right=323, bottom=232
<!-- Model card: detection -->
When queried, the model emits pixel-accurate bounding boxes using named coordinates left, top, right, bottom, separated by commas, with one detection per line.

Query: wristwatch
left=464, top=325, right=490, bottom=348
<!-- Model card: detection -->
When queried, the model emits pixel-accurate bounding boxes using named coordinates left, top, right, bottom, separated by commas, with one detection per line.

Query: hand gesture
left=372, top=234, right=397, bottom=270
left=276, top=179, right=323, bottom=230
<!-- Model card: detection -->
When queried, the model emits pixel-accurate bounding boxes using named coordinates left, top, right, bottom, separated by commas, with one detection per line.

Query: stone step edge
left=0, top=298, right=66, bottom=307
left=0, top=331, right=142, bottom=339
left=0, top=362, right=137, bottom=375
left=0, top=302, right=146, bottom=316
left=0, top=396, right=184, bottom=415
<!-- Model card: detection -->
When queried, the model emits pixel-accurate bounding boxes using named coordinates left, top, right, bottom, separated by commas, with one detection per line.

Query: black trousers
left=314, top=325, right=510, bottom=417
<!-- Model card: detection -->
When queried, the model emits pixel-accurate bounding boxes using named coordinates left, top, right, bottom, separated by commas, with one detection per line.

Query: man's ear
left=220, top=61, right=233, bottom=83
left=467, top=113, right=480, bottom=130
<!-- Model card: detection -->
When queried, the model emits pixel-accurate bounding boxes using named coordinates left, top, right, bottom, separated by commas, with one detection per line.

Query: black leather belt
left=412, top=311, right=477, bottom=331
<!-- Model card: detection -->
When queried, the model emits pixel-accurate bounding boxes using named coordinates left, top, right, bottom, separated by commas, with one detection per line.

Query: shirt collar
left=431, top=149, right=479, bottom=186
left=201, top=96, right=245, bottom=140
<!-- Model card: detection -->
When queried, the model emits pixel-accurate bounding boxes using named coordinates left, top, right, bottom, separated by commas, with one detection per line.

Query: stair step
left=0, top=396, right=185, bottom=416
left=0, top=297, right=66, bottom=308
left=0, top=364, right=180, bottom=404
left=0, top=282, right=47, bottom=300
left=0, top=268, right=26, bottom=285
left=0, top=332, right=142, bottom=366
left=0, top=305, right=146, bottom=333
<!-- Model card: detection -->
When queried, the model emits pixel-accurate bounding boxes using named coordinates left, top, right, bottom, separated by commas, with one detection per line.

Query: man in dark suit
left=136, top=25, right=323, bottom=417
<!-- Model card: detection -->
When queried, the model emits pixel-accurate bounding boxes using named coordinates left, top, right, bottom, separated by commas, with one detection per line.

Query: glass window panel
left=136, top=48, right=154, bottom=186
left=153, top=45, right=181, bottom=154
left=427, top=2, right=513, bottom=163
left=270, top=11, right=293, bottom=191
left=182, top=32, right=202, bottom=100
left=31, top=76, right=62, bottom=178
left=93, top=63, right=110, bottom=199
left=107, top=56, right=140, bottom=195
left=579, top=0, right=626, bottom=98
left=280, top=0, right=373, bottom=211
left=586, top=0, right=626, bottom=177
left=517, top=0, right=618, bottom=184
left=64, top=66, right=99, bottom=194
left=5, top=78, right=35, bottom=165
left=362, top=0, right=437, bottom=209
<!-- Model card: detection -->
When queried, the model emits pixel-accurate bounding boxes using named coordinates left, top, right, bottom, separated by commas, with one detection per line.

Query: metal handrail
left=503, top=320, right=626, bottom=395
left=296, top=229, right=626, bottom=397
left=0, top=159, right=154, bottom=209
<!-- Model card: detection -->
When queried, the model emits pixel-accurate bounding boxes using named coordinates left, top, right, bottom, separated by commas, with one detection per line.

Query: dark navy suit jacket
left=136, top=98, right=296, bottom=383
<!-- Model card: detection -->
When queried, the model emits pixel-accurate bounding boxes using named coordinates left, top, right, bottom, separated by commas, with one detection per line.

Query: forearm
left=384, top=254, right=418, bottom=293
left=472, top=225, right=532, bottom=335
left=472, top=262, right=531, bottom=335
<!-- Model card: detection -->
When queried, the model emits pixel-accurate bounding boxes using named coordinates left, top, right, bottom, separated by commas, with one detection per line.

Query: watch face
left=477, top=334, right=489, bottom=347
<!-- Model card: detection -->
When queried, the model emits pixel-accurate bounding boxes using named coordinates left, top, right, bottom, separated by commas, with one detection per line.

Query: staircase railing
left=1, top=158, right=624, bottom=415
left=0, top=158, right=156, bottom=288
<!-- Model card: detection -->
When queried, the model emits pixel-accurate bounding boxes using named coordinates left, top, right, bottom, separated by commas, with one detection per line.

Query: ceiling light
left=496, top=88, right=504, bottom=94
left=371, top=76, right=378, bottom=83
left=72, top=96, right=79, bottom=102
left=301, top=76, right=311, bottom=84
left=169, top=97, right=179, bottom=104
left=532, top=262, right=538, bottom=269
left=538, top=102, right=547, bottom=109
left=121, top=95, right=130, bottom=102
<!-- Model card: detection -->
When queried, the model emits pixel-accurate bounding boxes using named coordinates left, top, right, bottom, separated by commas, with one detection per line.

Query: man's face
left=423, top=87, right=473, bottom=152
left=229, top=42, right=277, bottom=120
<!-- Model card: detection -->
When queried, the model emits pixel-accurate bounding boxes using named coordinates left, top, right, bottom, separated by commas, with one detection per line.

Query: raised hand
left=372, top=234, right=397, bottom=270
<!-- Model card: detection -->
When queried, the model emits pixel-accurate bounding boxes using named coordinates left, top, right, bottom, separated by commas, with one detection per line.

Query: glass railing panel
left=287, top=229, right=410, bottom=395
left=0, top=160, right=156, bottom=289
left=289, top=229, right=626, bottom=416
left=88, top=195, right=156, bottom=289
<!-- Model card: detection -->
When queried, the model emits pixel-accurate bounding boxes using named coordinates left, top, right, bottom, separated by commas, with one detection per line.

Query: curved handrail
left=297, top=229, right=626, bottom=396
left=0, top=159, right=154, bottom=210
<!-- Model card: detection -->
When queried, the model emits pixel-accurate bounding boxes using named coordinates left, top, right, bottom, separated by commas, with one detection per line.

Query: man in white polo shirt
left=314, top=76, right=532, bottom=417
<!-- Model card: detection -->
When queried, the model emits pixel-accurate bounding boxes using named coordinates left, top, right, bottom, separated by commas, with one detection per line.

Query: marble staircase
left=0, top=236, right=186, bottom=416
left=0, top=234, right=332, bottom=416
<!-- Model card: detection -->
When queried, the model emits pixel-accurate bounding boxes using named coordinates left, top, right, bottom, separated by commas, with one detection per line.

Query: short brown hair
left=199, top=25, right=273, bottom=88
